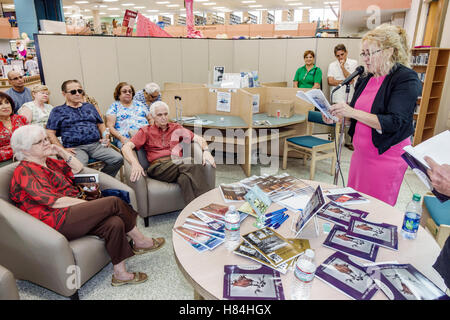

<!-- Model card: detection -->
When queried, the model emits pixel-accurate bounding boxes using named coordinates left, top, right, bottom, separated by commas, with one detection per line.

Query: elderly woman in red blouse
left=0, top=91, right=27, bottom=167
left=9, top=124, right=165, bottom=287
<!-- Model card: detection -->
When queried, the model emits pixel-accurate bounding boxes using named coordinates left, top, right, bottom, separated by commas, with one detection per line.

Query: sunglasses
left=67, top=89, right=84, bottom=95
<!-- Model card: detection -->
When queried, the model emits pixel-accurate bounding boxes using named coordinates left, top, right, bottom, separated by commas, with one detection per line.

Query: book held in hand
left=322, top=225, right=379, bottom=262
left=296, top=89, right=339, bottom=121
left=223, top=265, right=285, bottom=300
left=315, top=252, right=378, bottom=300
left=317, top=202, right=369, bottom=228
left=346, top=217, right=398, bottom=251
left=366, top=263, right=450, bottom=300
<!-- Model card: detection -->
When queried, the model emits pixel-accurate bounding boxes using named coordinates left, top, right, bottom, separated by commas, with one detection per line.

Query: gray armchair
left=0, top=163, right=138, bottom=299
left=123, top=142, right=216, bottom=227
left=0, top=265, right=19, bottom=300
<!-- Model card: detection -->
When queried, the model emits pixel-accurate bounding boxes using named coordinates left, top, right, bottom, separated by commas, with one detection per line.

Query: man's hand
left=130, top=163, right=146, bottom=182
left=425, top=156, right=450, bottom=197
left=202, top=151, right=216, bottom=168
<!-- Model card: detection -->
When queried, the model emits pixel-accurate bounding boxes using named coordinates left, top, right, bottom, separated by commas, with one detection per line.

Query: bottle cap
left=305, top=249, right=315, bottom=259
left=412, top=193, right=421, bottom=202
left=229, top=205, right=236, bottom=211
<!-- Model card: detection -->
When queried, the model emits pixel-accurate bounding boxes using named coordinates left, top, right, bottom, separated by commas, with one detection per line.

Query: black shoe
left=345, top=144, right=354, bottom=151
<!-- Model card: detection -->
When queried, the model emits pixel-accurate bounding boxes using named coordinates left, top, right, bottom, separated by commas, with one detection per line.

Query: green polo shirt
left=293, top=65, right=322, bottom=88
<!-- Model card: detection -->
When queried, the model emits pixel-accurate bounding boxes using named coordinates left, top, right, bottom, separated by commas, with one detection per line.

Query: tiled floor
left=15, top=146, right=430, bottom=300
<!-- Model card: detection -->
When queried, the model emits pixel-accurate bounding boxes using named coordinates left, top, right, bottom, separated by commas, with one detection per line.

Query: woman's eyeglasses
left=360, top=49, right=383, bottom=58
left=121, top=89, right=133, bottom=94
left=33, top=137, right=49, bottom=145
left=67, top=89, right=84, bottom=95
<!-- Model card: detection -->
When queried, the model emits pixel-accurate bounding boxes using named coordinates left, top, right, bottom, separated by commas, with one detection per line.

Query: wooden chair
left=282, top=111, right=339, bottom=180
left=422, top=194, right=450, bottom=248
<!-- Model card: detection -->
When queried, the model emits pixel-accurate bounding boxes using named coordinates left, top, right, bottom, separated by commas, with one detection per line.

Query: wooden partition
left=162, top=87, right=209, bottom=118
left=164, top=82, right=207, bottom=90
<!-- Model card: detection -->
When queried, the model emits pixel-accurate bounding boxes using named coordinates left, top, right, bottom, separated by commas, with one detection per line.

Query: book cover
left=317, top=202, right=369, bottom=228
left=182, top=222, right=225, bottom=240
left=244, top=185, right=272, bottom=217
left=174, top=226, right=224, bottom=251
left=346, top=217, right=398, bottom=251
left=238, top=201, right=258, bottom=218
left=322, top=225, right=379, bottom=262
left=199, top=203, right=229, bottom=219
left=223, top=265, right=285, bottom=300
left=294, top=185, right=325, bottom=235
left=173, top=227, right=208, bottom=253
left=219, top=183, right=248, bottom=202
left=241, top=227, right=303, bottom=266
left=366, top=263, right=450, bottom=300
left=324, top=187, right=369, bottom=206
left=315, top=252, right=378, bottom=300
left=192, top=211, right=224, bottom=231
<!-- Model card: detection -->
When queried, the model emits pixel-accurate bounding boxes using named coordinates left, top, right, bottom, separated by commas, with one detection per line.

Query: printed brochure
left=173, top=226, right=223, bottom=251
left=296, top=89, right=339, bottom=121
left=317, top=202, right=369, bottom=228
left=244, top=185, right=272, bottom=217
left=219, top=183, right=248, bottom=202
left=294, top=185, right=325, bottom=235
left=223, top=265, right=285, bottom=300
left=173, top=227, right=208, bottom=253
left=315, top=252, right=379, bottom=300
left=323, top=187, right=369, bottom=206
left=346, top=217, right=398, bottom=251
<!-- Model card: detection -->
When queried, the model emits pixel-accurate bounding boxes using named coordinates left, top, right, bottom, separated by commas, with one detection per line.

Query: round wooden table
left=172, top=182, right=446, bottom=300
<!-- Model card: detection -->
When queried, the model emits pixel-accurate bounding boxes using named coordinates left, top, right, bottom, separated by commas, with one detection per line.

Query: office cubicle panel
left=284, top=38, right=317, bottom=87
left=258, top=39, right=288, bottom=83
left=150, top=38, right=182, bottom=89
left=115, top=37, right=152, bottom=95
left=208, top=40, right=234, bottom=84
left=162, top=87, right=208, bottom=118
left=37, top=35, right=84, bottom=107
left=180, top=39, right=209, bottom=84
left=233, top=40, right=260, bottom=73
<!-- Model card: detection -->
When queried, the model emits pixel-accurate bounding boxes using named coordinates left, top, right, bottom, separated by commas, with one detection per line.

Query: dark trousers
left=147, top=160, right=210, bottom=204
left=58, top=196, right=137, bottom=265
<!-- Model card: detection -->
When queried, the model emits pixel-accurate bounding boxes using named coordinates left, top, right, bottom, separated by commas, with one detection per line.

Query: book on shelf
left=223, top=265, right=285, bottom=300
left=296, top=89, right=339, bottom=121
left=366, top=263, right=450, bottom=300
left=219, top=183, right=248, bottom=202
left=241, top=227, right=304, bottom=267
left=315, top=252, right=379, bottom=300
left=173, top=227, right=208, bottom=253
left=317, top=202, right=369, bottom=228
left=323, top=187, right=369, bottom=206
left=293, top=185, right=325, bottom=236
left=401, top=130, right=450, bottom=202
left=173, top=226, right=224, bottom=251
left=346, top=217, right=398, bottom=251
left=244, top=185, right=272, bottom=217
left=322, top=225, right=379, bottom=262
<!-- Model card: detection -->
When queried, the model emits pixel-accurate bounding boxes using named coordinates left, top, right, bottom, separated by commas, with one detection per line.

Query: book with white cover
left=296, top=89, right=339, bottom=121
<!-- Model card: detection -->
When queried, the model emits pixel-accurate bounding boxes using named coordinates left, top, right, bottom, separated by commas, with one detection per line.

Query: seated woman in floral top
left=106, top=82, right=152, bottom=149
left=0, top=91, right=27, bottom=167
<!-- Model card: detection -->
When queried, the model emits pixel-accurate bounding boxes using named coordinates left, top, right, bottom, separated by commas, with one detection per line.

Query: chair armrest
left=0, top=200, right=77, bottom=296
left=79, top=167, right=138, bottom=211
left=0, top=264, right=19, bottom=300
left=122, top=156, right=149, bottom=217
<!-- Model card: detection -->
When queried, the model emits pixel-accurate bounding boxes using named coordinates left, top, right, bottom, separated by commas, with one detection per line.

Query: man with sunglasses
left=46, top=80, right=123, bottom=177
left=5, top=70, right=33, bottom=113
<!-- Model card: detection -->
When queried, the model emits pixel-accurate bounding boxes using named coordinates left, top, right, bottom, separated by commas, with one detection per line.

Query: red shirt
left=0, top=114, right=27, bottom=162
left=10, top=158, right=79, bottom=230
left=131, top=123, right=194, bottom=164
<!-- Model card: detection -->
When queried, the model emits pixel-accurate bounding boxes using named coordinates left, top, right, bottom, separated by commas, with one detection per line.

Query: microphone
left=332, top=66, right=364, bottom=93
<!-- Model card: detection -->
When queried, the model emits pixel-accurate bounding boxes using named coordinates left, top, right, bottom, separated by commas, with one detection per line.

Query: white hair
left=144, top=82, right=160, bottom=95
left=11, top=125, right=46, bottom=161
left=149, top=101, right=169, bottom=118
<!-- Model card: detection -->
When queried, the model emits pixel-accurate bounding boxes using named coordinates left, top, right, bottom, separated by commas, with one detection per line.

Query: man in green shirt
left=293, top=50, right=322, bottom=89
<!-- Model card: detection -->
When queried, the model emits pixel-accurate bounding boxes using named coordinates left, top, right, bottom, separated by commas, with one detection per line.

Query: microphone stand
left=332, top=83, right=351, bottom=186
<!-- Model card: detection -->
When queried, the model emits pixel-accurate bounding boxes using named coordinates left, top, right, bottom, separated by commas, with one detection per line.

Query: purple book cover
left=346, top=217, right=398, bottom=251
left=223, top=265, right=285, bottom=300
left=317, top=202, right=369, bottom=228
left=323, top=225, right=379, bottom=262
left=366, top=263, right=450, bottom=300
left=315, top=252, right=378, bottom=300
left=326, top=192, right=368, bottom=205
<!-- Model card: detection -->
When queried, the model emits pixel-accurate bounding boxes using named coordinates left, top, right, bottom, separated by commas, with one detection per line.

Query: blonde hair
left=31, top=84, right=50, bottom=97
left=362, top=24, right=410, bottom=76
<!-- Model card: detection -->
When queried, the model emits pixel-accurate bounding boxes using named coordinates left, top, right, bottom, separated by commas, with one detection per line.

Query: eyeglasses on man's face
left=66, top=89, right=84, bottom=95
left=360, top=49, right=383, bottom=58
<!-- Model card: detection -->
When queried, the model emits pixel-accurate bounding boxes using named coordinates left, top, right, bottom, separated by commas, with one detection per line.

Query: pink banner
left=185, top=0, right=203, bottom=38
left=136, top=13, right=173, bottom=37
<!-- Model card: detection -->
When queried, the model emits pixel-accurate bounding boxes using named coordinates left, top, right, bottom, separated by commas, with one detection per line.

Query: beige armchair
left=0, top=265, right=19, bottom=300
left=123, top=143, right=216, bottom=227
left=0, top=163, right=138, bottom=300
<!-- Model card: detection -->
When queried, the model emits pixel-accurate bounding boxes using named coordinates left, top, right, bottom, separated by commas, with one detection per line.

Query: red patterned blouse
left=0, top=114, right=27, bottom=162
left=10, top=158, right=79, bottom=230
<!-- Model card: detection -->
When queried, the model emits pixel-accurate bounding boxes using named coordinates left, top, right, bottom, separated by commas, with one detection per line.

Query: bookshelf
left=411, top=47, right=450, bottom=145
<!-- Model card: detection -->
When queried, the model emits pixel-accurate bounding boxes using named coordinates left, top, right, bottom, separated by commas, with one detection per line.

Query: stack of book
left=173, top=203, right=248, bottom=252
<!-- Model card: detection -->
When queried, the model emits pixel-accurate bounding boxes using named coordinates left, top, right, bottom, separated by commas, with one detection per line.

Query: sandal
left=131, top=237, right=165, bottom=255
left=111, top=272, right=148, bottom=287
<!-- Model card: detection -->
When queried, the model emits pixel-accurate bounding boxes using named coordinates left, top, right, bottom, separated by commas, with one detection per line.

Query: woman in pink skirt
left=326, top=24, right=422, bottom=206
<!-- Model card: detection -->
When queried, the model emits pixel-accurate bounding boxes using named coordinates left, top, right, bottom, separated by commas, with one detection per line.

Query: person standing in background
left=327, top=44, right=358, bottom=150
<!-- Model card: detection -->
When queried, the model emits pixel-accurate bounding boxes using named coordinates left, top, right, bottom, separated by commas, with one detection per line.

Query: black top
left=348, top=63, right=422, bottom=155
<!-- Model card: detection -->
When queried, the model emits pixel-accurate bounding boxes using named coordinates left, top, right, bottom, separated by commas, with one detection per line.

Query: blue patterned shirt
left=106, top=100, right=150, bottom=139
left=133, top=89, right=161, bottom=110
left=46, top=103, right=103, bottom=148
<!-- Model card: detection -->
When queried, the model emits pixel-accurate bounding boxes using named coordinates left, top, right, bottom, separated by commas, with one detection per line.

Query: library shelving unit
left=411, top=47, right=450, bottom=146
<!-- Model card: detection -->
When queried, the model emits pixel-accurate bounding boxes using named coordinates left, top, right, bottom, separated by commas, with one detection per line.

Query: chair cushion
left=424, top=196, right=450, bottom=226
left=287, top=136, right=333, bottom=149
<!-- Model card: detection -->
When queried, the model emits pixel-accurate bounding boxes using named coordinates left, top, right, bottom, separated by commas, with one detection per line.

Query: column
left=14, top=0, right=38, bottom=40
left=92, top=9, right=102, bottom=34
left=302, top=9, right=310, bottom=23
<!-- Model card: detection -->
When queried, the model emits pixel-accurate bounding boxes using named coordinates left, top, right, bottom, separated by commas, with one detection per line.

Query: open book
left=296, top=89, right=339, bottom=121
left=402, top=130, right=450, bottom=202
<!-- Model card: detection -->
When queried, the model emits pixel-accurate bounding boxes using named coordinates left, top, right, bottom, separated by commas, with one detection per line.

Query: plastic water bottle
left=401, top=193, right=422, bottom=240
left=101, top=128, right=110, bottom=147
left=291, top=249, right=316, bottom=300
left=224, top=205, right=240, bottom=251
